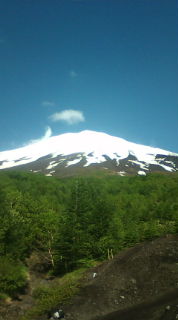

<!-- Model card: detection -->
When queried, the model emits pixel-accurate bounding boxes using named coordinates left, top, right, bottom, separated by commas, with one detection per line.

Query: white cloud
left=42, top=101, right=55, bottom=107
left=69, top=70, right=78, bottom=78
left=49, top=109, right=85, bottom=125
left=26, top=126, right=52, bottom=145
left=43, top=126, right=52, bottom=139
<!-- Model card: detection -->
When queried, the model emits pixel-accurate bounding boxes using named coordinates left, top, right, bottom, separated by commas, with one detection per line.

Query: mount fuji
left=0, top=130, right=178, bottom=177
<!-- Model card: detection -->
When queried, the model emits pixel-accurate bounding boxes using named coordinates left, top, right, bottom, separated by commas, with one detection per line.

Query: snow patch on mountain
left=46, top=161, right=59, bottom=170
left=66, top=157, right=82, bottom=167
left=128, top=160, right=149, bottom=171
left=157, top=163, right=174, bottom=172
left=84, top=152, right=107, bottom=167
left=138, top=171, right=146, bottom=176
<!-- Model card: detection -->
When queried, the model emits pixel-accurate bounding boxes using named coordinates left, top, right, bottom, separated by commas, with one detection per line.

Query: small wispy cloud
left=42, top=100, right=56, bottom=107
left=69, top=70, right=78, bottom=78
left=43, top=126, right=52, bottom=139
left=26, top=126, right=52, bottom=145
left=49, top=109, right=85, bottom=125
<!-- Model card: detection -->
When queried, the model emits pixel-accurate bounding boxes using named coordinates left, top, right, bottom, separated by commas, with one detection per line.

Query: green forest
left=0, top=170, right=178, bottom=299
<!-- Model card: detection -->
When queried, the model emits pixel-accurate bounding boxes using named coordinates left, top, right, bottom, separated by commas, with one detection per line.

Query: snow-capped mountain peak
left=0, top=130, right=177, bottom=176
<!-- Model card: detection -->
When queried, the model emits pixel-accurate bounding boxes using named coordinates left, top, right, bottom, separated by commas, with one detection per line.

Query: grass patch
left=20, top=266, right=91, bottom=320
left=0, top=257, right=28, bottom=298
left=0, top=292, right=10, bottom=302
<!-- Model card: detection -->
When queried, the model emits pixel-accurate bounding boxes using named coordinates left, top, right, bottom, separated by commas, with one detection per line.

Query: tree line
left=0, top=170, right=178, bottom=298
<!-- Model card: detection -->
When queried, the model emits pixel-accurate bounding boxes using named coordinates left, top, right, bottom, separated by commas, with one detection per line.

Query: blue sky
left=0, top=0, right=178, bottom=152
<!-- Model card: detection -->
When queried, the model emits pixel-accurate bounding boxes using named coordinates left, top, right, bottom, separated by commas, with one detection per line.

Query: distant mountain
left=0, top=130, right=178, bottom=177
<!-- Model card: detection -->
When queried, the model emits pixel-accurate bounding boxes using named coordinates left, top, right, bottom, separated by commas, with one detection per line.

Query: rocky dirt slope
left=63, top=234, right=178, bottom=320
left=1, top=234, right=178, bottom=320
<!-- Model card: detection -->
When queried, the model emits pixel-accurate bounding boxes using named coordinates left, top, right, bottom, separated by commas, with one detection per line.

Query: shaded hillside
left=0, top=235, right=178, bottom=320
left=63, top=235, right=178, bottom=320
left=93, top=289, right=178, bottom=320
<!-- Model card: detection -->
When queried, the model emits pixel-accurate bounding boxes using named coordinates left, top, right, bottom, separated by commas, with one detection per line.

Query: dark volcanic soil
left=63, top=234, right=178, bottom=320
left=1, top=234, right=178, bottom=320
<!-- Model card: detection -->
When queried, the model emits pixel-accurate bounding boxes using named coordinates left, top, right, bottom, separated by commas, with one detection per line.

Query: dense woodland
left=0, top=171, right=178, bottom=298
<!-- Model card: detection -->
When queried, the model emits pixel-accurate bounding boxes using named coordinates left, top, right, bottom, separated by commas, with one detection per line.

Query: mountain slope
left=0, top=130, right=178, bottom=176
left=1, top=235, right=178, bottom=320
left=63, top=235, right=178, bottom=320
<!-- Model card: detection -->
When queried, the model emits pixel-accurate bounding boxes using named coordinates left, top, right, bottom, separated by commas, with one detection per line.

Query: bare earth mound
left=1, top=235, right=178, bottom=320
left=64, top=235, right=178, bottom=320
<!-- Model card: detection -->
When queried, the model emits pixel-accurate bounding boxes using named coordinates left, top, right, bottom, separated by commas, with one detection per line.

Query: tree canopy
left=0, top=170, right=178, bottom=297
